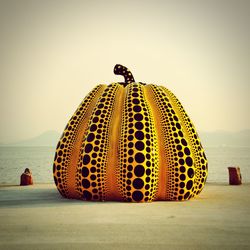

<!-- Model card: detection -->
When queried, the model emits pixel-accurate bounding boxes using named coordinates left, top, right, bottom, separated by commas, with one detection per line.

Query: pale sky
left=0, top=0, right=249, bottom=143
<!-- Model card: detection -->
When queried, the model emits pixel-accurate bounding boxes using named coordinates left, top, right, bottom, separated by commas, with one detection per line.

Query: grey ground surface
left=0, top=183, right=250, bottom=250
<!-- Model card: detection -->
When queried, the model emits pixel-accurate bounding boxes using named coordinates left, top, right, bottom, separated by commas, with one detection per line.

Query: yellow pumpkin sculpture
left=53, top=64, right=208, bottom=202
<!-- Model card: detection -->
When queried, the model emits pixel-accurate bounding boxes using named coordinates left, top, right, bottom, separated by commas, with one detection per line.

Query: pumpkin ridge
left=118, top=83, right=159, bottom=202
left=67, top=84, right=107, bottom=198
left=160, top=86, right=197, bottom=200
left=147, top=85, right=194, bottom=200
left=76, top=84, right=120, bottom=201
left=105, top=84, right=125, bottom=201
left=140, top=84, right=160, bottom=202
left=143, top=84, right=169, bottom=201
left=146, top=85, right=180, bottom=200
left=53, top=84, right=106, bottom=198
left=161, top=87, right=208, bottom=196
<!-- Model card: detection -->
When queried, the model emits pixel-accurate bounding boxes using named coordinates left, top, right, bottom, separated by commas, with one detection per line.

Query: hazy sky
left=0, top=0, right=249, bottom=143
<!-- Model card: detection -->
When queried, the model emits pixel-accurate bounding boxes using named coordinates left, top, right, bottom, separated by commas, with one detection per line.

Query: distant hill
left=1, top=130, right=61, bottom=147
left=199, top=130, right=250, bottom=147
left=1, top=129, right=249, bottom=148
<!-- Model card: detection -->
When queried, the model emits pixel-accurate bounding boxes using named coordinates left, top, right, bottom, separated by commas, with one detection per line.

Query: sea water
left=0, top=146, right=249, bottom=185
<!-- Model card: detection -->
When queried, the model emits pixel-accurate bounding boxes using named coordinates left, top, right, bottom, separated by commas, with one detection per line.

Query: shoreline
left=1, top=181, right=250, bottom=188
left=0, top=183, right=250, bottom=249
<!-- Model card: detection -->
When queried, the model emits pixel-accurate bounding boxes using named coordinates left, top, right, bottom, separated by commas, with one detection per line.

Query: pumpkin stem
left=114, top=64, right=135, bottom=86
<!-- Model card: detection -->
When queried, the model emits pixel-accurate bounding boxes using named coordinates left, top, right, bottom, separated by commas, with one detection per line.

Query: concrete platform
left=0, top=183, right=250, bottom=249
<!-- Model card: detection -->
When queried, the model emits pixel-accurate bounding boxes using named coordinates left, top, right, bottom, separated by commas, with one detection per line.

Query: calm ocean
left=0, top=146, right=249, bottom=185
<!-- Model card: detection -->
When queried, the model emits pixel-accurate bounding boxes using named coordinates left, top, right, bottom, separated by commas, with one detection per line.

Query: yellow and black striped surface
left=53, top=65, right=208, bottom=202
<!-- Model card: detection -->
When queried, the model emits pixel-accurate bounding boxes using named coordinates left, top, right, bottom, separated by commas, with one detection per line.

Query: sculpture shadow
left=0, top=185, right=122, bottom=208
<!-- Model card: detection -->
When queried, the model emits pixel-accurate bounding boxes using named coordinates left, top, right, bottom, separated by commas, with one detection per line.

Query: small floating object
left=228, top=167, right=242, bottom=185
left=20, top=168, right=33, bottom=186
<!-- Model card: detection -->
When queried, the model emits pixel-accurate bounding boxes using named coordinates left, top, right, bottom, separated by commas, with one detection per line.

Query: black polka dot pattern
left=146, top=85, right=196, bottom=200
left=161, top=86, right=208, bottom=198
left=118, top=83, right=159, bottom=202
left=53, top=85, right=105, bottom=198
left=53, top=65, right=208, bottom=202
left=114, top=64, right=135, bottom=87
left=76, top=84, right=119, bottom=201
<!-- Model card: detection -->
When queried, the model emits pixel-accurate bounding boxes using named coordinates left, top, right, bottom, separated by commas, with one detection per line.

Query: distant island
left=0, top=129, right=249, bottom=148
left=0, top=130, right=61, bottom=147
